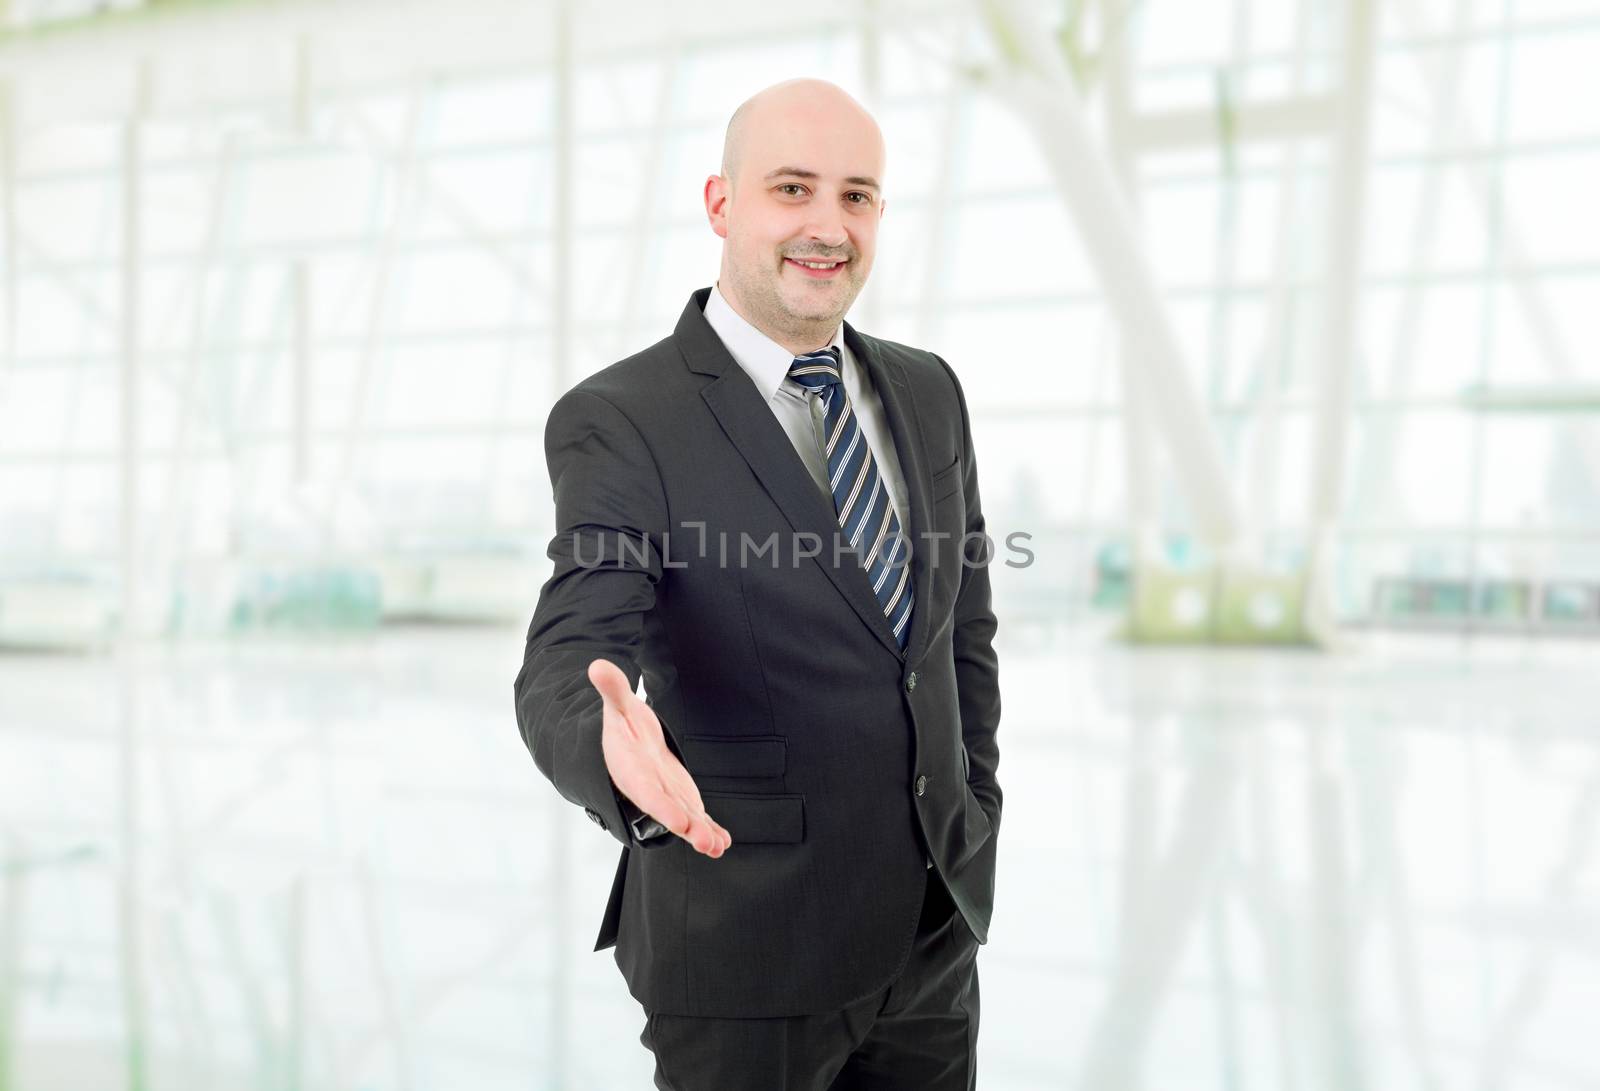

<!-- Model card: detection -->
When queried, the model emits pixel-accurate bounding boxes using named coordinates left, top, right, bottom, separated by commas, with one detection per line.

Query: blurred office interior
left=1, top=0, right=1599, bottom=1087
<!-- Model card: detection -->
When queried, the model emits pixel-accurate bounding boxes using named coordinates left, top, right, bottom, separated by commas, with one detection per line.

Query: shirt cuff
left=612, top=783, right=672, bottom=846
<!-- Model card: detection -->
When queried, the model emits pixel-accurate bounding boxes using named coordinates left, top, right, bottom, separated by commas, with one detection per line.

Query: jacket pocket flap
left=930, top=455, right=962, bottom=501
left=681, top=735, right=787, bottom=778
left=700, top=792, right=804, bottom=843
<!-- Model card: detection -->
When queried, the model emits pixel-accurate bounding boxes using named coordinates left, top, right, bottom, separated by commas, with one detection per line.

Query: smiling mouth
left=785, top=257, right=847, bottom=278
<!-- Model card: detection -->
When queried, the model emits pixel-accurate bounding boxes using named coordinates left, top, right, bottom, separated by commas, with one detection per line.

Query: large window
left=1, top=1, right=1596, bottom=633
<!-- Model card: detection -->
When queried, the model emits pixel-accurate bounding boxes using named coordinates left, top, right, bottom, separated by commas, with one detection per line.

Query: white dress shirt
left=703, top=282, right=909, bottom=534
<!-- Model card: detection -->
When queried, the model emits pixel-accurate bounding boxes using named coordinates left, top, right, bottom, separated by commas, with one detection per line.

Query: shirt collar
left=704, top=281, right=846, bottom=402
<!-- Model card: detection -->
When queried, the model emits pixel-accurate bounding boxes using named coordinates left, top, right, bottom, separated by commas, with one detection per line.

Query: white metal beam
left=292, top=34, right=313, bottom=487
left=980, top=0, right=1246, bottom=547
left=116, top=58, right=153, bottom=1091
left=1304, top=0, right=1379, bottom=642
left=1098, top=0, right=1160, bottom=565
left=0, top=76, right=14, bottom=400
left=1128, top=93, right=1338, bottom=152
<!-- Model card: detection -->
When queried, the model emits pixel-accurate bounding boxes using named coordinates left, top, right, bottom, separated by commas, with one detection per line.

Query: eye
left=846, top=192, right=872, bottom=205
left=777, top=183, right=806, bottom=197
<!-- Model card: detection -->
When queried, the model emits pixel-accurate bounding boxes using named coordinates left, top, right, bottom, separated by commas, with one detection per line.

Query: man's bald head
left=720, top=78, right=884, bottom=193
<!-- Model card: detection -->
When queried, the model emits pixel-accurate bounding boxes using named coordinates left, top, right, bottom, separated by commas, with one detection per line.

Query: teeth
left=793, top=259, right=840, bottom=269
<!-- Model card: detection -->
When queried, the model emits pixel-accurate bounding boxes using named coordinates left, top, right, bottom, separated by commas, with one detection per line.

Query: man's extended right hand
left=588, top=658, right=731, bottom=858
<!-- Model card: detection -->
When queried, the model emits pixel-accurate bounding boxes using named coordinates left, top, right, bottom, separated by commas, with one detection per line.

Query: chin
left=783, top=301, right=844, bottom=325
left=783, top=284, right=853, bottom=313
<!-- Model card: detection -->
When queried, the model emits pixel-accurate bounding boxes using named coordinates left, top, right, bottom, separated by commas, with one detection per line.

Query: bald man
left=514, top=78, right=1001, bottom=1089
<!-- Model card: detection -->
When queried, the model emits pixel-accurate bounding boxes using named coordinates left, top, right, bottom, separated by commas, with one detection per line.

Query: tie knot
left=787, top=346, right=843, bottom=392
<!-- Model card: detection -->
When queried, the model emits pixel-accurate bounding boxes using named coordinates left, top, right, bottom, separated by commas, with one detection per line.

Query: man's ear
left=704, top=175, right=730, bottom=239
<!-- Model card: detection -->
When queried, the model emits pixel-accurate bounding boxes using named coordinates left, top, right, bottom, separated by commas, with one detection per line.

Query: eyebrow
left=763, top=166, right=881, bottom=192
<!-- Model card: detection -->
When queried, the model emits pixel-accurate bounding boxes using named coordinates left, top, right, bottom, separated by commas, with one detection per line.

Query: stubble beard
left=731, top=251, right=861, bottom=347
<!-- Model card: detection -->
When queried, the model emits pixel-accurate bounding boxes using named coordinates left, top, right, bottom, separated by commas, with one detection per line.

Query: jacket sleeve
left=513, top=386, right=672, bottom=848
left=934, top=354, right=1003, bottom=838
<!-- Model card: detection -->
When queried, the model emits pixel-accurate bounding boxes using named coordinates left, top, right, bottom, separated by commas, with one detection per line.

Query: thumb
left=587, top=657, right=634, bottom=709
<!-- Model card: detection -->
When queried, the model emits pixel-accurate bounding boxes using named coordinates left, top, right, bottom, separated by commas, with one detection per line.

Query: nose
left=802, top=202, right=848, bottom=250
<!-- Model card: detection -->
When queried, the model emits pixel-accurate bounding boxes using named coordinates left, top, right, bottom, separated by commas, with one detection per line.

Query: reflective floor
left=1, top=626, right=1596, bottom=1089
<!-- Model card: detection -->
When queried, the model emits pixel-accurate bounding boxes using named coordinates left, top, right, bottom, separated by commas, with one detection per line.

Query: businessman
left=513, top=77, right=1001, bottom=1089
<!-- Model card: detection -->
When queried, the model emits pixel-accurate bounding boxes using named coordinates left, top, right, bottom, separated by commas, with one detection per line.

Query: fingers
left=655, top=794, right=733, bottom=858
left=587, top=658, right=634, bottom=709
left=680, top=810, right=732, bottom=858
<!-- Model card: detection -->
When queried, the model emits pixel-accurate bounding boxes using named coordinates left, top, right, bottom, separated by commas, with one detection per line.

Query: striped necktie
left=787, top=346, right=914, bottom=650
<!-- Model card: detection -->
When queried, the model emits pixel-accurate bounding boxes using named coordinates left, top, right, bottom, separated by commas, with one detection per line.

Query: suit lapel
left=675, top=289, right=907, bottom=660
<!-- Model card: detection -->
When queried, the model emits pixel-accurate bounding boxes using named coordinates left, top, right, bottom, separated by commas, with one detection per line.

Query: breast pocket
left=681, top=735, right=786, bottom=778
left=930, top=455, right=962, bottom=502
left=925, top=456, right=965, bottom=610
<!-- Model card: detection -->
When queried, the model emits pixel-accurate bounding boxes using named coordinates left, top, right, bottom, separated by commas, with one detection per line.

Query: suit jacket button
left=915, top=774, right=928, bottom=797
left=905, top=671, right=918, bottom=693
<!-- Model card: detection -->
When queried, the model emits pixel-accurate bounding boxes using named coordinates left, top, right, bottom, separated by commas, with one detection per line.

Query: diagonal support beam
left=978, top=0, right=1245, bottom=548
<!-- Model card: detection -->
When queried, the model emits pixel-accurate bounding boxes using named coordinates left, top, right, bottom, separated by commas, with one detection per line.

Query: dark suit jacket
left=512, top=287, right=1002, bottom=1019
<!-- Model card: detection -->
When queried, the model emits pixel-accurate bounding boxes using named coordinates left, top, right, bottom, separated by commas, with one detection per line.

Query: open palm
left=588, top=658, right=731, bottom=857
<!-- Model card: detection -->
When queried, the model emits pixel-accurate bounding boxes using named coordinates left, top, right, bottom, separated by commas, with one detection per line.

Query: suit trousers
left=638, top=866, right=980, bottom=1090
